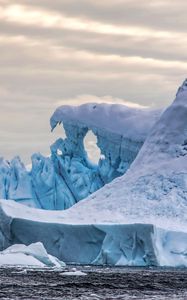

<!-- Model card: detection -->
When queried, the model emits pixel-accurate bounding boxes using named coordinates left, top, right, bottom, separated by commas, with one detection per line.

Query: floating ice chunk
left=0, top=242, right=65, bottom=268
left=60, top=270, right=87, bottom=276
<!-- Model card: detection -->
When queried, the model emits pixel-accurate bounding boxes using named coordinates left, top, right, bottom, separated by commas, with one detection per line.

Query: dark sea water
left=0, top=266, right=187, bottom=300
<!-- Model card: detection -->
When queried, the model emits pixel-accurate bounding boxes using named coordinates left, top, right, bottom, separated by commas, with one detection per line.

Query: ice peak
left=176, top=78, right=187, bottom=96
left=181, top=78, right=187, bottom=88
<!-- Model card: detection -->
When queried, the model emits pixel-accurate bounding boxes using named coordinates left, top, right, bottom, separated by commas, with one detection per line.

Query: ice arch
left=0, top=103, right=161, bottom=210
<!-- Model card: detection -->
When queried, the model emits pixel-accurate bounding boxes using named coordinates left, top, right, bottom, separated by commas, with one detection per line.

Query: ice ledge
left=0, top=200, right=187, bottom=267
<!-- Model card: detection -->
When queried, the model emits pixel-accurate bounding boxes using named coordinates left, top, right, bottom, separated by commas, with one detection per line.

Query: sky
left=0, top=0, right=187, bottom=163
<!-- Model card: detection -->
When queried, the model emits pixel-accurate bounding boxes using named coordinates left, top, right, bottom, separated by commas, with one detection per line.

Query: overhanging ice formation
left=0, top=104, right=160, bottom=210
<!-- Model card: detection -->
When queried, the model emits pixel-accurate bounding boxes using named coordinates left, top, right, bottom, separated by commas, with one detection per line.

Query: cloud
left=0, top=0, right=186, bottom=162
left=55, top=94, right=148, bottom=108
left=0, top=3, right=186, bottom=41
left=3, top=0, right=187, bottom=33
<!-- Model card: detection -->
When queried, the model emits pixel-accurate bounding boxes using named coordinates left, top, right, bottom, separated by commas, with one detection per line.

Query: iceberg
left=0, top=104, right=160, bottom=210
left=0, top=242, right=65, bottom=268
left=0, top=80, right=187, bottom=267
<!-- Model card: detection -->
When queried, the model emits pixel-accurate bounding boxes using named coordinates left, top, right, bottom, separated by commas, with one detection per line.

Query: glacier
left=0, top=104, right=160, bottom=210
left=0, top=79, right=186, bottom=267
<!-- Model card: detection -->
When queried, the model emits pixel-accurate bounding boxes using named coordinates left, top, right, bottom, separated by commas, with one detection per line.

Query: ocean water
left=0, top=266, right=187, bottom=299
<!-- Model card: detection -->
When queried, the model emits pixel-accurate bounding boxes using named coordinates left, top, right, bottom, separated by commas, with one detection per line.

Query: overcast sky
left=0, top=0, right=187, bottom=163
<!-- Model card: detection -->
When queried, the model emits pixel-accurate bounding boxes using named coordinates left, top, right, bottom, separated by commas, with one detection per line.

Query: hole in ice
left=57, top=149, right=62, bottom=156
left=84, top=130, right=101, bottom=165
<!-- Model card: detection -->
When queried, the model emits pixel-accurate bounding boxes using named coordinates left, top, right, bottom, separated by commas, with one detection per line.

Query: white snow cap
left=50, top=102, right=161, bottom=142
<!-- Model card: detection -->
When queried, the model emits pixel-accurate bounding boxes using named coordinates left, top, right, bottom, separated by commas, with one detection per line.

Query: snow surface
left=0, top=242, right=65, bottom=268
left=1, top=201, right=187, bottom=266
left=50, top=103, right=161, bottom=141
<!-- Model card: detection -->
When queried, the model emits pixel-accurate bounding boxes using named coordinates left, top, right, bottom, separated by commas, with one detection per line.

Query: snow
left=0, top=242, right=65, bottom=268
left=50, top=102, right=161, bottom=141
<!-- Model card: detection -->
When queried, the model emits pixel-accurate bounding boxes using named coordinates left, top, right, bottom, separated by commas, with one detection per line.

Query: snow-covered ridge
left=50, top=102, right=160, bottom=141
left=0, top=103, right=160, bottom=210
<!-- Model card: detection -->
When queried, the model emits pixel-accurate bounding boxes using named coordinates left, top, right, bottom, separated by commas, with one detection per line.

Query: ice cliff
left=0, top=80, right=186, bottom=267
left=0, top=104, right=160, bottom=210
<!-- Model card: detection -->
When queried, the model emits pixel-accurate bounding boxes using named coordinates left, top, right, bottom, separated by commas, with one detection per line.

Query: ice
left=0, top=242, right=65, bottom=267
left=8, top=156, right=36, bottom=206
left=54, top=79, right=187, bottom=226
left=50, top=103, right=161, bottom=141
left=1, top=201, right=187, bottom=267
left=0, top=208, right=158, bottom=266
left=0, top=158, right=9, bottom=199
left=0, top=80, right=186, bottom=267
left=61, top=270, right=87, bottom=276
left=0, top=103, right=160, bottom=210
